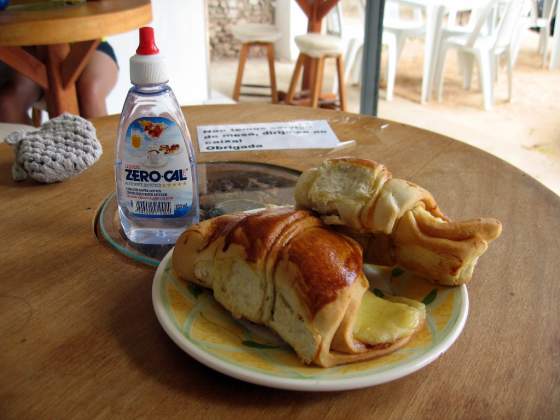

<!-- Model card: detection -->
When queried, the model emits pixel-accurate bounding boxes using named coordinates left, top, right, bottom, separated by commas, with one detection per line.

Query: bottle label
left=121, top=116, right=193, bottom=218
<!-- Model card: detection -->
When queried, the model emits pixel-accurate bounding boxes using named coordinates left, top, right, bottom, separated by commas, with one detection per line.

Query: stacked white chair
left=444, top=7, right=488, bottom=90
left=511, top=0, right=536, bottom=66
left=341, top=0, right=425, bottom=101
left=434, top=0, right=525, bottom=110
left=382, top=1, right=426, bottom=100
left=531, top=0, right=558, bottom=67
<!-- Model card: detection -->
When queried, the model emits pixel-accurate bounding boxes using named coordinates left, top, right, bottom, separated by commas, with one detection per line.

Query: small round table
left=0, top=0, right=152, bottom=118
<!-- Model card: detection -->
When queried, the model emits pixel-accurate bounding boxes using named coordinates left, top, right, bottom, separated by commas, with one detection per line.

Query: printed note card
left=197, top=120, right=340, bottom=152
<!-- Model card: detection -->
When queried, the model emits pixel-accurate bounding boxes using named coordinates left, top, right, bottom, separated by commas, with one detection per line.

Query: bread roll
left=295, top=158, right=502, bottom=285
left=173, top=207, right=425, bottom=367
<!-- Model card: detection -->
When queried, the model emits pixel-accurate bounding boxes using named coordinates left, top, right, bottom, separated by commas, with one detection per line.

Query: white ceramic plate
left=152, top=249, right=468, bottom=391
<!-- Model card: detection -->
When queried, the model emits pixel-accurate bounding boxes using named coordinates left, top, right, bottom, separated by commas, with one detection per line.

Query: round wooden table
left=0, top=0, right=152, bottom=118
left=1, top=104, right=558, bottom=418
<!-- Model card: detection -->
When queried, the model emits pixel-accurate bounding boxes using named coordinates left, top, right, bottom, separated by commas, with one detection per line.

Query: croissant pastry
left=173, top=207, right=425, bottom=367
left=295, top=158, right=502, bottom=285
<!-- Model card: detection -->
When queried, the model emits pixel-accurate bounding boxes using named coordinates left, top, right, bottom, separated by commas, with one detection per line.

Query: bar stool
left=286, top=33, right=347, bottom=111
left=231, top=24, right=282, bottom=103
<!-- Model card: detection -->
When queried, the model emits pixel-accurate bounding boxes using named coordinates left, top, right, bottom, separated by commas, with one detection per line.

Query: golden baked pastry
left=295, top=158, right=502, bottom=285
left=173, top=207, right=425, bottom=367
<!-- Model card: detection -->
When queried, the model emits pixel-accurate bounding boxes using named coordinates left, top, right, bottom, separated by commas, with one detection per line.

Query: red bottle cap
left=136, top=27, right=159, bottom=55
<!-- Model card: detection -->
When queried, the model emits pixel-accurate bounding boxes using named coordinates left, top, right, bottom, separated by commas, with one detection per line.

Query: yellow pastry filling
left=353, top=291, right=425, bottom=345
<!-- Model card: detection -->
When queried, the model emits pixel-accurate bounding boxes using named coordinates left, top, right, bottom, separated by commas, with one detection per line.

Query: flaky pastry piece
left=295, top=158, right=502, bottom=285
left=173, top=207, right=425, bottom=367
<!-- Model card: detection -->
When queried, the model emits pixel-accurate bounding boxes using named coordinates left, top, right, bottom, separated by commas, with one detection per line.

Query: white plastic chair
left=382, top=1, right=425, bottom=100
left=325, top=3, right=369, bottom=96
left=532, top=0, right=558, bottom=66
left=511, top=0, right=535, bottom=66
left=383, top=0, right=425, bottom=63
left=341, top=0, right=425, bottom=101
left=434, top=0, right=524, bottom=110
left=438, top=2, right=507, bottom=91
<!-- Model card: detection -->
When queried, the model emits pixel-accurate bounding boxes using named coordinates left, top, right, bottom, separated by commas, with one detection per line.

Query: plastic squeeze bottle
left=115, top=27, right=199, bottom=245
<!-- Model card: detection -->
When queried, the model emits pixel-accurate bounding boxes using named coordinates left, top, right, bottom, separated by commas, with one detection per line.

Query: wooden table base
left=278, top=90, right=340, bottom=109
left=0, top=0, right=152, bottom=118
left=0, top=40, right=100, bottom=118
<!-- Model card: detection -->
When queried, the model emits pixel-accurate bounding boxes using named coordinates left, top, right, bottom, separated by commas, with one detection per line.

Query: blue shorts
left=97, top=41, right=118, bottom=67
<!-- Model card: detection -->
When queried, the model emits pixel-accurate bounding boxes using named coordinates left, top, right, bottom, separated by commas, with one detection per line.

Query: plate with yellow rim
left=152, top=249, right=468, bottom=391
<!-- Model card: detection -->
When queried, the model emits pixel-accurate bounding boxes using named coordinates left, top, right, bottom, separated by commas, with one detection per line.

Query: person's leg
left=0, top=70, right=42, bottom=124
left=76, top=49, right=118, bottom=119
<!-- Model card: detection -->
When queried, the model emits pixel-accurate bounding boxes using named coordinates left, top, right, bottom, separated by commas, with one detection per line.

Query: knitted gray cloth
left=6, top=113, right=102, bottom=183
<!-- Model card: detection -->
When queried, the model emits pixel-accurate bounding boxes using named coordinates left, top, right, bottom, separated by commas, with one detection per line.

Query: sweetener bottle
left=115, top=26, right=199, bottom=245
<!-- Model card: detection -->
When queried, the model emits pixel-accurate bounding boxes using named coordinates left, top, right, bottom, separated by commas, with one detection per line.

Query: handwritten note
left=196, top=120, right=340, bottom=152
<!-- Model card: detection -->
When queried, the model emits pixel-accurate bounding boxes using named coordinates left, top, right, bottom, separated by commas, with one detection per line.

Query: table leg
left=232, top=43, right=250, bottom=102
left=0, top=47, right=48, bottom=89
left=550, top=5, right=560, bottom=69
left=266, top=43, right=279, bottom=103
left=421, top=4, right=445, bottom=103
left=44, top=44, right=79, bottom=117
left=42, top=40, right=100, bottom=117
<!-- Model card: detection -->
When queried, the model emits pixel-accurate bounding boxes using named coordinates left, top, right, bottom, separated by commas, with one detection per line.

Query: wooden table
left=0, top=0, right=152, bottom=118
left=1, top=104, right=559, bottom=418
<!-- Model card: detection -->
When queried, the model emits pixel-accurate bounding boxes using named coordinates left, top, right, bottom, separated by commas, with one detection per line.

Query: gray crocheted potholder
left=5, top=113, right=103, bottom=183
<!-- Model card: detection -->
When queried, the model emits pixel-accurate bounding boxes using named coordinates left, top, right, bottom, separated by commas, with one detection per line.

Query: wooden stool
left=231, top=24, right=282, bottom=104
left=286, top=33, right=347, bottom=111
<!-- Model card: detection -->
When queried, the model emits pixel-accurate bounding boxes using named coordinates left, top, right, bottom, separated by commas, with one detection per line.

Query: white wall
left=275, top=0, right=308, bottom=61
left=106, top=0, right=210, bottom=115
